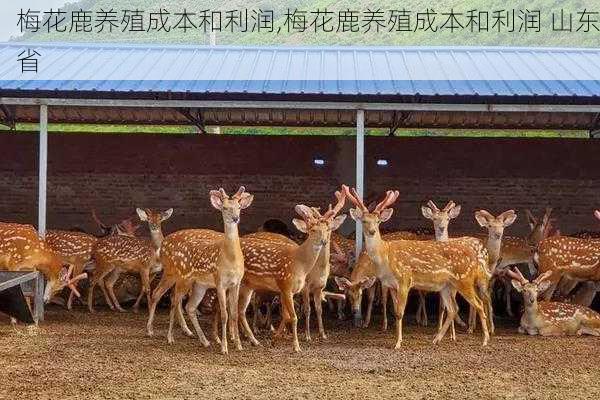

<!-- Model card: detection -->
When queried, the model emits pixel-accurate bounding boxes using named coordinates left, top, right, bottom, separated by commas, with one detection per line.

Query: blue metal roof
left=1, top=42, right=599, bottom=98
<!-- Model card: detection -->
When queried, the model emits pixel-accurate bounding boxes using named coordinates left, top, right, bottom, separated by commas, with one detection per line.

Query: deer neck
left=149, top=228, right=164, bottom=251
left=315, top=240, right=331, bottom=274
left=364, top=230, right=388, bottom=268
left=294, top=236, right=323, bottom=277
left=435, top=226, right=449, bottom=242
left=221, top=222, right=242, bottom=259
left=486, top=232, right=503, bottom=266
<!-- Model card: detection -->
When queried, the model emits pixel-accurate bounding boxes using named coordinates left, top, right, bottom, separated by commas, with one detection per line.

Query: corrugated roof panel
left=0, top=42, right=599, bottom=98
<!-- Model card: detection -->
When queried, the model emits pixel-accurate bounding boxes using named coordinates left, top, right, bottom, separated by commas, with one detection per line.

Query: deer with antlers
left=0, top=223, right=86, bottom=303
left=236, top=189, right=346, bottom=352
left=87, top=208, right=173, bottom=313
left=342, top=186, right=490, bottom=348
left=505, top=268, right=600, bottom=336
left=146, top=187, right=253, bottom=354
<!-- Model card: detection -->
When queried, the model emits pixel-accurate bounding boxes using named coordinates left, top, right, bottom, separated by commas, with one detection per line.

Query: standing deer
left=146, top=187, right=253, bottom=354
left=535, top=212, right=600, bottom=302
left=236, top=190, right=346, bottom=352
left=505, top=268, right=600, bottom=336
left=343, top=187, right=489, bottom=348
left=0, top=223, right=86, bottom=303
left=87, top=208, right=173, bottom=313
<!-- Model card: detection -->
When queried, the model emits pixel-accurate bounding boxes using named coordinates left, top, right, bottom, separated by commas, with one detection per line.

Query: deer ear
left=594, top=210, right=600, bottom=221
left=329, top=215, right=347, bottom=231
left=379, top=208, right=394, bottom=223
left=161, top=208, right=174, bottom=221
left=292, top=218, right=308, bottom=234
left=349, top=208, right=363, bottom=221
left=334, top=276, right=352, bottom=291
left=511, top=280, right=524, bottom=293
left=359, top=276, right=377, bottom=289
left=239, top=194, right=254, bottom=210
left=474, top=211, right=491, bottom=228
left=209, top=190, right=224, bottom=211
left=136, top=208, right=148, bottom=221
left=421, top=206, right=434, bottom=220
left=500, top=210, right=517, bottom=227
left=448, top=205, right=461, bottom=219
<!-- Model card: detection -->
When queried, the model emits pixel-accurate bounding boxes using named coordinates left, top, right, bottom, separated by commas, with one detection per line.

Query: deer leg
left=314, top=288, right=327, bottom=340
left=416, top=291, right=428, bottom=327
left=105, top=269, right=126, bottom=313
left=457, top=284, right=489, bottom=346
left=146, top=274, right=176, bottom=337
left=132, top=269, right=150, bottom=313
left=176, top=297, right=194, bottom=337
left=577, top=326, right=600, bottom=336
left=381, top=285, right=389, bottom=331
left=302, top=287, right=312, bottom=342
left=336, top=298, right=346, bottom=321
left=211, top=306, right=221, bottom=345
left=390, top=283, right=410, bottom=350
left=504, top=278, right=514, bottom=317
left=433, top=288, right=457, bottom=344
left=184, top=284, right=209, bottom=346
left=363, top=284, right=375, bottom=328
left=87, top=267, right=112, bottom=313
left=67, top=290, right=76, bottom=311
left=216, top=285, right=229, bottom=355
left=167, top=284, right=187, bottom=345
left=99, top=280, right=113, bottom=310
left=228, top=283, right=243, bottom=351
left=281, top=290, right=300, bottom=353
left=238, top=286, right=261, bottom=346
left=251, top=293, right=260, bottom=333
left=266, top=300, right=274, bottom=332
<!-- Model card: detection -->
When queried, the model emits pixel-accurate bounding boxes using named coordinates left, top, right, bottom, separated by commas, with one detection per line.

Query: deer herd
left=2, top=185, right=600, bottom=353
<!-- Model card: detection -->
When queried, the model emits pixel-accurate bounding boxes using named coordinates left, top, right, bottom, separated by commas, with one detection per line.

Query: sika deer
left=146, top=187, right=253, bottom=354
left=506, top=268, right=600, bottom=336
left=237, top=191, right=346, bottom=352
left=344, top=187, right=489, bottom=348
left=0, top=223, right=86, bottom=303
left=87, top=208, right=172, bottom=313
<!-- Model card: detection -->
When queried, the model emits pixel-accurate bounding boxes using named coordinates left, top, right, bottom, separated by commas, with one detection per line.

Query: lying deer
left=146, top=187, right=253, bottom=354
left=87, top=208, right=173, bottom=313
left=237, top=190, right=346, bottom=352
left=0, top=222, right=86, bottom=303
left=343, top=187, right=490, bottom=348
left=506, top=268, right=600, bottom=336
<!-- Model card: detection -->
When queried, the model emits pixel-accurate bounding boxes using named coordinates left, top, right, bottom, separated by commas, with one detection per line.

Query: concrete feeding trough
left=0, top=271, right=44, bottom=324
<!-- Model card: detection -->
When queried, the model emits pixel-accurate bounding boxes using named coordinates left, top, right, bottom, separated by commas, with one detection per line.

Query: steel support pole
left=38, top=105, right=48, bottom=239
left=355, top=109, right=365, bottom=254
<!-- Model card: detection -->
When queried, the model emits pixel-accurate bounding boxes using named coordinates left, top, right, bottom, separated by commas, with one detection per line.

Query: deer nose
left=232, top=216, right=240, bottom=224
left=368, top=229, right=376, bottom=236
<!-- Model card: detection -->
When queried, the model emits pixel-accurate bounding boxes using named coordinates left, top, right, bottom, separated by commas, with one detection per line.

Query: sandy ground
left=1, top=306, right=600, bottom=400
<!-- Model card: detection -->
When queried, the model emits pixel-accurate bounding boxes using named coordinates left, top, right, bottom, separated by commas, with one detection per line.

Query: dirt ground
left=1, top=306, right=600, bottom=400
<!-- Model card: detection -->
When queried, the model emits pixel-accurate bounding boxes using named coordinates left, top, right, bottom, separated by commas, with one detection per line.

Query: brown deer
left=567, top=281, right=600, bottom=307
left=236, top=191, right=346, bottom=352
left=146, top=187, right=253, bottom=354
left=87, top=208, right=173, bottom=313
left=0, top=222, right=86, bottom=303
left=505, top=268, right=600, bottom=336
left=343, top=187, right=489, bottom=348
left=535, top=212, right=600, bottom=302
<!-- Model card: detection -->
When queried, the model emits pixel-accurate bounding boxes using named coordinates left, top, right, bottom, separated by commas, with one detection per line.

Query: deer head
left=44, top=261, right=88, bottom=303
left=343, top=185, right=399, bottom=240
left=421, top=200, right=461, bottom=241
left=209, top=186, right=254, bottom=229
left=136, top=208, right=173, bottom=248
left=292, top=188, right=347, bottom=251
left=505, top=268, right=554, bottom=309
left=525, top=208, right=554, bottom=246
left=335, top=272, right=376, bottom=327
left=475, top=209, right=517, bottom=241
left=92, top=209, right=140, bottom=237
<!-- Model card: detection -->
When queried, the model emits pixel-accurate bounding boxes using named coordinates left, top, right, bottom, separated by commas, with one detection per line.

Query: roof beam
left=3, top=97, right=600, bottom=114
left=176, top=108, right=207, bottom=134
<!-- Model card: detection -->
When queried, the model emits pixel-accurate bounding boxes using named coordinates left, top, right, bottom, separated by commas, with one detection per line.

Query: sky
left=1, top=0, right=70, bottom=41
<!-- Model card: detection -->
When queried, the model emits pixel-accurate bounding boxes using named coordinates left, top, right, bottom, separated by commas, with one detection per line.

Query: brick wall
left=0, top=132, right=599, bottom=238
